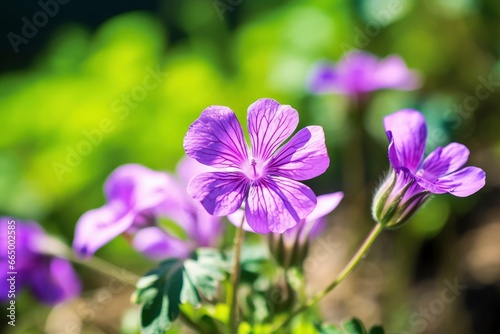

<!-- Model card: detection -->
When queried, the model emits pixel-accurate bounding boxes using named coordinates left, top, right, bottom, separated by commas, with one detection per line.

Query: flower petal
left=372, top=55, right=421, bottom=90
left=191, top=207, right=224, bottom=247
left=337, top=51, right=379, bottom=94
left=384, top=109, right=427, bottom=173
left=245, top=176, right=317, bottom=234
left=269, top=126, right=330, bottom=180
left=418, top=166, right=486, bottom=197
left=286, top=191, right=344, bottom=243
left=0, top=218, right=43, bottom=270
left=227, top=209, right=255, bottom=232
left=304, top=192, right=343, bottom=240
left=72, top=202, right=134, bottom=257
left=247, top=98, right=299, bottom=161
left=308, top=63, right=342, bottom=93
left=306, top=192, right=344, bottom=224
left=418, top=143, right=470, bottom=180
left=184, top=106, right=248, bottom=168
left=176, top=155, right=218, bottom=186
left=187, top=172, right=249, bottom=216
left=30, top=257, right=81, bottom=305
left=104, top=164, right=184, bottom=214
left=132, top=227, right=191, bottom=260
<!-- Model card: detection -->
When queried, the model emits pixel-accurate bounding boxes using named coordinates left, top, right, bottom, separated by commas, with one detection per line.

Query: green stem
left=36, top=235, right=139, bottom=286
left=229, top=216, right=246, bottom=334
left=271, top=223, right=384, bottom=332
left=69, top=252, right=140, bottom=286
left=342, top=99, right=365, bottom=197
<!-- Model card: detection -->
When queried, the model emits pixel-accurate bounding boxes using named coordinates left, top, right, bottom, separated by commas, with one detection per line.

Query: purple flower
left=73, top=160, right=223, bottom=259
left=372, top=109, right=486, bottom=228
left=309, top=50, right=421, bottom=96
left=1, top=218, right=81, bottom=304
left=183, top=98, right=330, bottom=234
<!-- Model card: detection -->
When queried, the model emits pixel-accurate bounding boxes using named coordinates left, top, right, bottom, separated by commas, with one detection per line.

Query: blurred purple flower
left=309, top=50, right=421, bottom=96
left=372, top=109, right=486, bottom=228
left=1, top=218, right=81, bottom=304
left=184, top=98, right=330, bottom=234
left=73, top=159, right=223, bottom=259
left=73, top=164, right=182, bottom=257
left=132, top=158, right=224, bottom=260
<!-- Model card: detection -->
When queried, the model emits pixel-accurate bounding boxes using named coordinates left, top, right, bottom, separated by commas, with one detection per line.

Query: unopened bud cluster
left=372, top=170, right=430, bottom=229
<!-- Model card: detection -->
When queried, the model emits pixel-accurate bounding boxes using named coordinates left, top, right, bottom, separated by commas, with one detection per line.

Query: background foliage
left=1, top=0, right=500, bottom=333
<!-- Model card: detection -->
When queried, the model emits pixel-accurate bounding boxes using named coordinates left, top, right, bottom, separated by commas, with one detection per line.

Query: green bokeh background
left=1, top=0, right=499, bottom=333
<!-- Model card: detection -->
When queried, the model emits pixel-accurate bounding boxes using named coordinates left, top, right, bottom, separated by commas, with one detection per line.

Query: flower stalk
left=37, top=235, right=140, bottom=286
left=229, top=215, right=246, bottom=333
left=271, top=222, right=384, bottom=332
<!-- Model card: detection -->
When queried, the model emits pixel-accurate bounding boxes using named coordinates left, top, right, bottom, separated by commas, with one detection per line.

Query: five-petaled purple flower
left=1, top=218, right=81, bottom=304
left=372, top=109, right=486, bottom=228
left=184, top=98, right=330, bottom=234
left=73, top=159, right=223, bottom=259
left=308, top=50, right=420, bottom=96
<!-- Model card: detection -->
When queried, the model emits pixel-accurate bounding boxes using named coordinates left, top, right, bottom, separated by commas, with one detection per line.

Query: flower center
left=246, top=158, right=266, bottom=180
left=251, top=158, right=258, bottom=177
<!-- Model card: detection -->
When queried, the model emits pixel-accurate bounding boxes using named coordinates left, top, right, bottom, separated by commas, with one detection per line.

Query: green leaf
left=133, top=248, right=228, bottom=334
left=211, top=303, right=230, bottom=324
left=342, top=318, right=367, bottom=334
left=237, top=322, right=273, bottom=334
left=137, top=259, right=182, bottom=334
left=368, top=326, right=385, bottom=334
left=157, top=217, right=189, bottom=241
left=239, top=242, right=270, bottom=274
left=316, top=323, right=343, bottom=334
left=317, top=320, right=385, bottom=334
left=291, top=315, right=317, bottom=334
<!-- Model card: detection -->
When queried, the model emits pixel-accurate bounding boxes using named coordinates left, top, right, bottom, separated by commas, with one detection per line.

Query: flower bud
left=268, top=192, right=343, bottom=268
left=268, top=231, right=310, bottom=269
left=372, top=169, right=430, bottom=229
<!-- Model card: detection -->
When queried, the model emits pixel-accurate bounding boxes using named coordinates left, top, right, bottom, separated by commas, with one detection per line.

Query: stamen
left=251, top=158, right=257, bottom=178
